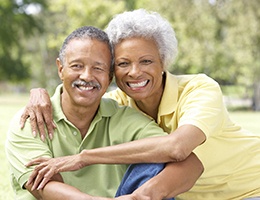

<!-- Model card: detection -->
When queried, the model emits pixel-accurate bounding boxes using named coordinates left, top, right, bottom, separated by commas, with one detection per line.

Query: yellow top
left=105, top=71, right=260, bottom=200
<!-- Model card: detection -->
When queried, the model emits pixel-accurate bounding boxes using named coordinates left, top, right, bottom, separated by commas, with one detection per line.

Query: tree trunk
left=253, top=82, right=260, bottom=111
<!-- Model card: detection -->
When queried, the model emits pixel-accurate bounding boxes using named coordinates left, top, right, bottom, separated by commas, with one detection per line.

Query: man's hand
left=26, top=155, right=84, bottom=191
left=20, top=88, right=55, bottom=141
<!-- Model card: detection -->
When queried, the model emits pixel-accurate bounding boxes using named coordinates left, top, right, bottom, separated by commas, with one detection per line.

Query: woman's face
left=114, top=37, right=164, bottom=101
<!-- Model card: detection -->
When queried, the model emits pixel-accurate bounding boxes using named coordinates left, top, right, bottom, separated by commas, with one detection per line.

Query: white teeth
left=128, top=80, right=148, bottom=88
left=78, top=85, right=94, bottom=91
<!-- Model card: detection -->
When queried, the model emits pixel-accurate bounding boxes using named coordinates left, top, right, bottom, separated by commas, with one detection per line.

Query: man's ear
left=56, top=58, right=64, bottom=81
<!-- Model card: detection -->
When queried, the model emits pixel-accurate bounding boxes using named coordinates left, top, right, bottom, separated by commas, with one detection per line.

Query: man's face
left=57, top=38, right=112, bottom=108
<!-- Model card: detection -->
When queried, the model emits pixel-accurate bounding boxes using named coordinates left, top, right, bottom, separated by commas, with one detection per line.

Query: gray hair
left=59, top=26, right=114, bottom=78
left=105, top=9, right=178, bottom=69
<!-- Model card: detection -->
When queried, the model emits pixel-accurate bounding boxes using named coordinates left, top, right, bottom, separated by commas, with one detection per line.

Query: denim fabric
left=115, top=163, right=175, bottom=200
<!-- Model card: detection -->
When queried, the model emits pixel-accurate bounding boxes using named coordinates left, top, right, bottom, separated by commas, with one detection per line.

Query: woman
left=21, top=9, right=260, bottom=200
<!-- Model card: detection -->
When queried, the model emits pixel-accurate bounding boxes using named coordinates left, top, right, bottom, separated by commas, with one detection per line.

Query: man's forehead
left=67, top=38, right=91, bottom=47
left=66, top=38, right=109, bottom=52
left=64, top=38, right=111, bottom=65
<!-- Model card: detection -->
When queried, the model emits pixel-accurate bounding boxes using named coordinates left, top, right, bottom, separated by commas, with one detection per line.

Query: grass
left=0, top=93, right=29, bottom=199
left=0, top=93, right=259, bottom=199
left=229, top=111, right=259, bottom=133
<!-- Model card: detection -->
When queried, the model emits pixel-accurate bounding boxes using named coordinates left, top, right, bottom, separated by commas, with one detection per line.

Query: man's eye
left=94, top=66, right=104, bottom=71
left=71, top=64, right=82, bottom=69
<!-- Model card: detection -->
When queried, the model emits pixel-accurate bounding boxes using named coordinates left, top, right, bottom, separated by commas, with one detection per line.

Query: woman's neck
left=136, top=100, right=159, bottom=121
left=135, top=76, right=165, bottom=121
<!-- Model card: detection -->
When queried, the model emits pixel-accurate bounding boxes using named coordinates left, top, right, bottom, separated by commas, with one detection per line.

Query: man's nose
left=79, top=67, right=93, bottom=80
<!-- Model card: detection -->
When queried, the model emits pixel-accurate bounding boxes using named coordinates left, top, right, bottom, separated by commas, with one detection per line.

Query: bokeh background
left=1, top=0, right=259, bottom=198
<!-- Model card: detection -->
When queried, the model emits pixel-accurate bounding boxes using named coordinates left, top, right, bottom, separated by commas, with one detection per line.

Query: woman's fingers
left=36, top=168, right=56, bottom=190
left=19, top=110, right=29, bottom=129
left=31, top=167, right=50, bottom=190
left=43, top=110, right=56, bottom=140
left=26, top=157, right=57, bottom=190
left=20, top=88, right=55, bottom=140
left=26, top=157, right=49, bottom=167
left=27, top=163, right=45, bottom=187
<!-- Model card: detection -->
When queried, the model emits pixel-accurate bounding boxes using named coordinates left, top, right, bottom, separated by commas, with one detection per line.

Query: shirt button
left=73, top=131, right=77, bottom=136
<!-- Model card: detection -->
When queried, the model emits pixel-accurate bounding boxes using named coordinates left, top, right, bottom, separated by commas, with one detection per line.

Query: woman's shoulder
left=104, top=88, right=129, bottom=106
left=172, top=73, right=219, bottom=88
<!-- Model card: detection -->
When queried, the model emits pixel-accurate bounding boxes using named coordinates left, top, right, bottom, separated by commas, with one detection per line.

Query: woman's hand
left=26, top=155, right=84, bottom=191
left=20, top=88, right=56, bottom=141
left=115, top=193, right=151, bottom=200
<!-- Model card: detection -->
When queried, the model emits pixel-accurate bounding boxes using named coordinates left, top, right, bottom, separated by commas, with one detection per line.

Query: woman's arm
left=133, top=153, right=203, bottom=199
left=26, top=124, right=205, bottom=190
left=82, top=124, right=205, bottom=164
left=26, top=153, right=203, bottom=198
left=20, top=88, right=55, bottom=141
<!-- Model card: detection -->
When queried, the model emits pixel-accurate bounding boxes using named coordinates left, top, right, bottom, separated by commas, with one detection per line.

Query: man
left=6, top=26, right=202, bottom=200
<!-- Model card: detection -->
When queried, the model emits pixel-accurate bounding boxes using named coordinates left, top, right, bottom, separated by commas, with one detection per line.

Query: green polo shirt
left=6, top=85, right=167, bottom=200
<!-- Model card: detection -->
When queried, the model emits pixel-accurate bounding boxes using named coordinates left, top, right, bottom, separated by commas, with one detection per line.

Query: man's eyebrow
left=68, top=58, right=82, bottom=64
left=94, top=61, right=109, bottom=67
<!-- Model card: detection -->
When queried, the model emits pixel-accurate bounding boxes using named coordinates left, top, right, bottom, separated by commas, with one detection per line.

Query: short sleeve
left=177, top=74, right=226, bottom=138
left=5, top=109, right=53, bottom=188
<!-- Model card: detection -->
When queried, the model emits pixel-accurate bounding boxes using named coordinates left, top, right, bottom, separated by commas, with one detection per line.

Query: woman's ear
left=56, top=58, right=64, bottom=81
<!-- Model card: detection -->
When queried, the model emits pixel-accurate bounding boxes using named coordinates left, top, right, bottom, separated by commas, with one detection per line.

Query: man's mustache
left=72, top=80, right=101, bottom=90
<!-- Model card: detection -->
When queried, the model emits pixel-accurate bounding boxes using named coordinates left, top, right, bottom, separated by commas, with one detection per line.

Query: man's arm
left=25, top=173, right=115, bottom=200
left=26, top=179, right=107, bottom=200
left=26, top=174, right=144, bottom=200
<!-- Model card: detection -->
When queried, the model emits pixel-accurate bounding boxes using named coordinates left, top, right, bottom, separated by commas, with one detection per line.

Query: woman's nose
left=128, top=63, right=142, bottom=78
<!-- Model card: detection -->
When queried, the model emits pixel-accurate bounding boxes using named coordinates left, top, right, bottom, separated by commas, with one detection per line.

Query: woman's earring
left=162, top=71, right=164, bottom=75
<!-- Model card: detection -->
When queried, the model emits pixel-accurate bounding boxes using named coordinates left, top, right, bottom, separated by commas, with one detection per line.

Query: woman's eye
left=117, top=62, right=129, bottom=67
left=141, top=60, right=152, bottom=65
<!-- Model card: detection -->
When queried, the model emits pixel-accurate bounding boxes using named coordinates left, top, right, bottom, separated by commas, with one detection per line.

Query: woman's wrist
left=133, top=177, right=167, bottom=200
left=79, top=149, right=91, bottom=167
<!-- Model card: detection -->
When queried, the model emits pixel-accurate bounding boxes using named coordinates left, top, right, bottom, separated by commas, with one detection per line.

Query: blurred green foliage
left=0, top=0, right=47, bottom=81
left=0, top=0, right=260, bottom=108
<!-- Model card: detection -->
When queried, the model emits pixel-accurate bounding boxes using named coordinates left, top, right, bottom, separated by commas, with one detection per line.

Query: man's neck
left=66, top=105, right=98, bottom=139
left=61, top=96, right=99, bottom=139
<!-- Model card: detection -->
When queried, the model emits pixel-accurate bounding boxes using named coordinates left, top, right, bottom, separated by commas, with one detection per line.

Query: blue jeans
left=115, top=163, right=175, bottom=200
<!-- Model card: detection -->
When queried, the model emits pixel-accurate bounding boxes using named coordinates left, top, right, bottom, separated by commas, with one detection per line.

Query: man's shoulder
left=100, top=97, right=137, bottom=112
left=104, top=88, right=128, bottom=106
left=99, top=98, right=166, bottom=140
left=100, top=98, right=151, bottom=120
left=8, top=107, right=25, bottom=130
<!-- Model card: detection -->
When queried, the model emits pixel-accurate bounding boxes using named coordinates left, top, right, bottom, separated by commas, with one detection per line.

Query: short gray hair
left=59, top=26, right=114, bottom=78
left=105, top=9, right=178, bottom=69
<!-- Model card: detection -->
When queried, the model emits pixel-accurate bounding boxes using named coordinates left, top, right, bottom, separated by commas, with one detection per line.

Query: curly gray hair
left=105, top=9, right=178, bottom=69
left=59, top=26, right=114, bottom=79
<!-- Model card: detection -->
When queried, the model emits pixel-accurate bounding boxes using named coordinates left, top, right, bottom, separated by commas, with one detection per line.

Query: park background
left=0, top=0, right=259, bottom=199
